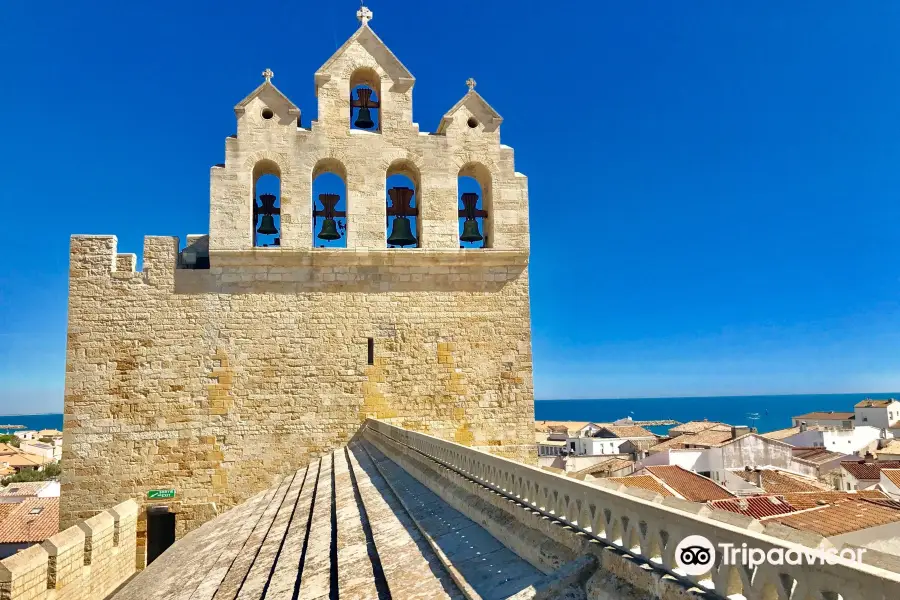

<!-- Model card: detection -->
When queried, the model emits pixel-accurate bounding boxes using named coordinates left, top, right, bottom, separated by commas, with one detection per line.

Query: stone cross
left=466, top=78, right=476, bottom=91
left=357, top=6, right=373, bottom=25
left=262, top=68, right=274, bottom=82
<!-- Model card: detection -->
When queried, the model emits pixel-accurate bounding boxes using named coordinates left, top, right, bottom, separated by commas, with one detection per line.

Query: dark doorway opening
left=146, top=506, right=176, bottom=565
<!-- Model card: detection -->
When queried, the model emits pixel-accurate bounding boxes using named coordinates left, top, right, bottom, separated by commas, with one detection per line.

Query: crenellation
left=62, top=8, right=535, bottom=566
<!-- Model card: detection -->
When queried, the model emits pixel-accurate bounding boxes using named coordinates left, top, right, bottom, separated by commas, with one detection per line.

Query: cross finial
left=466, top=78, right=477, bottom=91
left=262, top=68, right=274, bottom=83
left=357, top=6, right=373, bottom=25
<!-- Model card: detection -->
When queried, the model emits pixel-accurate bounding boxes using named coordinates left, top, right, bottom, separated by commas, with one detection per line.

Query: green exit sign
left=147, top=489, right=175, bottom=500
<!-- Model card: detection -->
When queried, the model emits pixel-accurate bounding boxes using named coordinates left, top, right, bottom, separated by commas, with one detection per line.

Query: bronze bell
left=257, top=214, right=278, bottom=235
left=460, top=220, right=483, bottom=243
left=387, top=216, right=417, bottom=247
left=318, top=218, right=341, bottom=241
left=354, top=107, right=374, bottom=129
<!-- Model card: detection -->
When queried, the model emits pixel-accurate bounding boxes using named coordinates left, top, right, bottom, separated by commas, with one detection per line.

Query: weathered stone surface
left=60, top=13, right=535, bottom=554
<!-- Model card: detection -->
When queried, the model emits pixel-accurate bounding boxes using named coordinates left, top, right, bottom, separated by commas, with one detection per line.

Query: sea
left=536, top=392, right=900, bottom=436
left=0, top=392, right=895, bottom=437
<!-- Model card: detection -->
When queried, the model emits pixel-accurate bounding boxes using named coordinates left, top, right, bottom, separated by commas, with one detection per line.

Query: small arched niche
left=312, top=159, right=348, bottom=248
left=458, top=162, right=492, bottom=248
left=386, top=160, right=420, bottom=248
left=252, top=159, right=281, bottom=248
left=350, top=68, right=381, bottom=133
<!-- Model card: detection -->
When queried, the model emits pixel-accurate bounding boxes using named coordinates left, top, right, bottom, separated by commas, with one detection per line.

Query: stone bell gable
left=62, top=6, right=535, bottom=564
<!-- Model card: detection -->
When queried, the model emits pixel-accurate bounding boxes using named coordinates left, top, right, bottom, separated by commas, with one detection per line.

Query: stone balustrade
left=366, top=419, right=900, bottom=600
left=0, top=499, right=138, bottom=600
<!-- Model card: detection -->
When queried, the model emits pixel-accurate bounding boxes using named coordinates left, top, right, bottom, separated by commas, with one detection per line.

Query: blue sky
left=2, top=1, right=900, bottom=413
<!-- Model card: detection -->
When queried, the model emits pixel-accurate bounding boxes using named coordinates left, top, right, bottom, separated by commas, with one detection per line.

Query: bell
left=354, top=107, right=374, bottom=129
left=387, top=216, right=417, bottom=247
left=318, top=218, right=341, bottom=241
left=460, top=220, right=483, bottom=243
left=257, top=214, right=278, bottom=235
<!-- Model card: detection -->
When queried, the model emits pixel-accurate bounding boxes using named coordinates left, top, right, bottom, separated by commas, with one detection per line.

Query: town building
left=791, top=411, right=855, bottom=428
left=840, top=458, right=900, bottom=491
left=728, top=467, right=830, bottom=494
left=566, top=424, right=656, bottom=456
left=778, top=423, right=890, bottom=455
left=855, top=399, right=900, bottom=429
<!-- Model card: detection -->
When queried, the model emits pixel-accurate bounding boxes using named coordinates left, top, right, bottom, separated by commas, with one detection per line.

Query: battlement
left=0, top=499, right=138, bottom=600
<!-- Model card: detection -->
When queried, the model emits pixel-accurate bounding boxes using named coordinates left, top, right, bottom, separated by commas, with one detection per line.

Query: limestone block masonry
left=60, top=11, right=536, bottom=561
left=0, top=500, right=138, bottom=600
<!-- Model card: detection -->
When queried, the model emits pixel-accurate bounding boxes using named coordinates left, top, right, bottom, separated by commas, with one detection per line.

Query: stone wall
left=61, top=18, right=536, bottom=561
left=0, top=500, right=137, bottom=600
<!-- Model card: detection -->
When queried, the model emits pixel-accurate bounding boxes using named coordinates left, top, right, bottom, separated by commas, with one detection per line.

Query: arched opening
left=252, top=160, right=281, bottom=247
left=350, top=68, right=381, bottom=133
left=312, top=159, right=348, bottom=248
left=386, top=160, right=420, bottom=248
left=458, top=163, right=492, bottom=248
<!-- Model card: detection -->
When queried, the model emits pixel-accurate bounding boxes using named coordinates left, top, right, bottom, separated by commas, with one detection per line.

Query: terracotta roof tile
left=644, top=466, right=735, bottom=501
left=791, top=447, right=846, bottom=463
left=669, top=421, right=730, bottom=435
left=0, top=504, right=15, bottom=525
left=792, top=411, right=855, bottom=420
left=605, top=475, right=675, bottom=497
left=771, top=498, right=900, bottom=537
left=0, top=497, right=59, bottom=543
left=855, top=399, right=898, bottom=408
left=0, top=481, right=54, bottom=497
left=780, top=490, right=888, bottom=510
left=709, top=495, right=797, bottom=519
left=574, top=457, right=634, bottom=477
left=878, top=440, right=900, bottom=456
left=596, top=425, right=655, bottom=439
left=731, top=469, right=827, bottom=493
left=841, top=460, right=900, bottom=481
left=881, top=468, right=900, bottom=487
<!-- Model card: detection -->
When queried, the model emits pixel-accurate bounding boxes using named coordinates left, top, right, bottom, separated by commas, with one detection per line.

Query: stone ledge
left=209, top=248, right=529, bottom=268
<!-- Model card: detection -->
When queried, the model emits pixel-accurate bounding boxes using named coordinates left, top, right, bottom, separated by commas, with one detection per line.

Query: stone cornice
left=209, top=248, right=529, bottom=268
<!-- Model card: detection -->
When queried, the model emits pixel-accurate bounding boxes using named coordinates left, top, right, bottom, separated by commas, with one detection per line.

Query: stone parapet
left=0, top=499, right=138, bottom=600
left=365, top=419, right=900, bottom=600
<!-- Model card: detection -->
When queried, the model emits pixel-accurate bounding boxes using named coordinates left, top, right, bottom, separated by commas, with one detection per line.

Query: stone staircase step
left=264, top=458, right=322, bottom=599
left=334, top=447, right=384, bottom=599
left=347, top=442, right=465, bottom=600
left=235, top=465, right=309, bottom=599
left=213, top=474, right=295, bottom=599
left=359, top=440, right=545, bottom=600
left=295, top=452, right=335, bottom=600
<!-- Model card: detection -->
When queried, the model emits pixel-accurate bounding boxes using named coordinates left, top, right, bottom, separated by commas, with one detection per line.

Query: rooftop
left=573, top=456, right=634, bottom=478
left=643, top=465, right=735, bottom=501
left=769, top=498, right=900, bottom=537
left=605, top=474, right=675, bottom=498
left=792, top=411, right=855, bottom=420
left=878, top=440, right=900, bottom=456
left=534, top=421, right=592, bottom=435
left=780, top=490, right=889, bottom=510
left=881, top=468, right=900, bottom=488
left=708, top=495, right=796, bottom=519
left=594, top=425, right=655, bottom=439
left=855, top=399, right=899, bottom=408
left=841, top=459, right=900, bottom=480
left=731, top=468, right=829, bottom=493
left=791, top=447, right=848, bottom=464
left=668, top=420, right=730, bottom=435
left=0, top=497, right=58, bottom=543
left=0, top=481, right=55, bottom=498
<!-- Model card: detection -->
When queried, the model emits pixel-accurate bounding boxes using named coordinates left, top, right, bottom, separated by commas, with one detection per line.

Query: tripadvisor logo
left=674, top=535, right=867, bottom=575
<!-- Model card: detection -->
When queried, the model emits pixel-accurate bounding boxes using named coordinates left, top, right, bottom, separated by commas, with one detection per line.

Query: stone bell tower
left=61, top=6, right=534, bottom=553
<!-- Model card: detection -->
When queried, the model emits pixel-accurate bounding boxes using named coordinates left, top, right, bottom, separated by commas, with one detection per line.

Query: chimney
left=754, top=468, right=763, bottom=488
left=800, top=421, right=808, bottom=432
left=731, top=425, right=750, bottom=440
left=865, top=451, right=875, bottom=460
